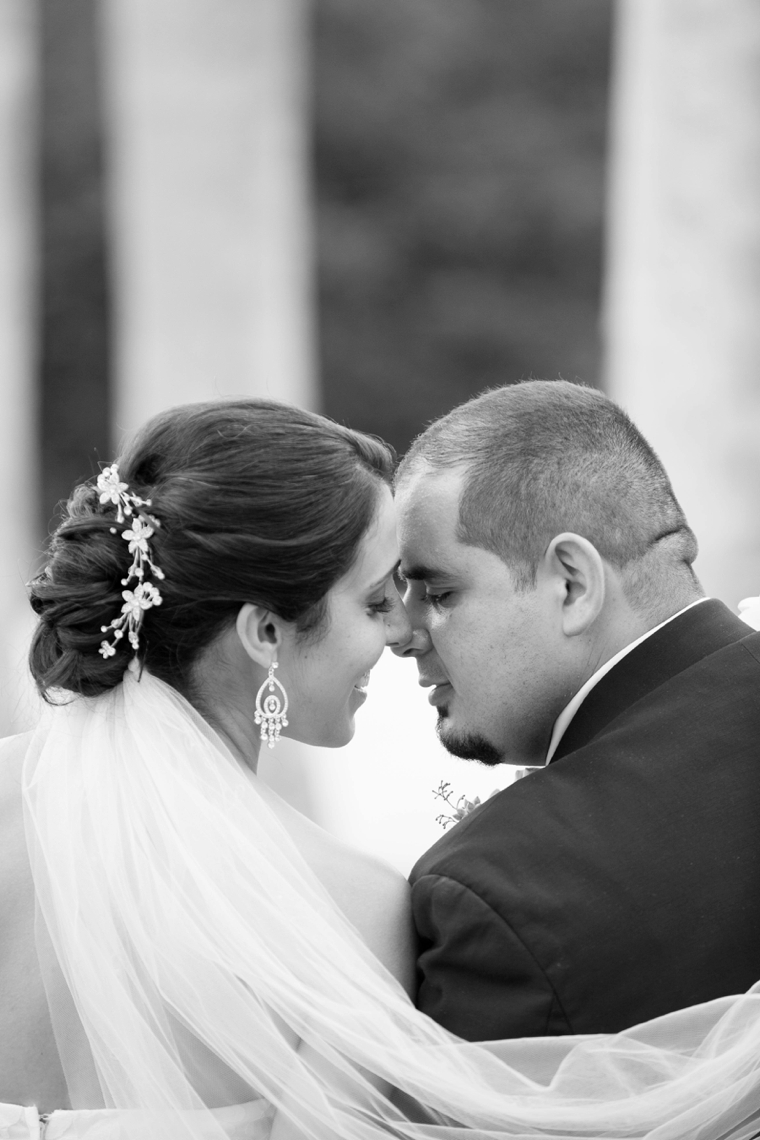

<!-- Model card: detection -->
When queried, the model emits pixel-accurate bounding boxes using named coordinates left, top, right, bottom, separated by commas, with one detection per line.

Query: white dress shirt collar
left=544, top=597, right=709, bottom=765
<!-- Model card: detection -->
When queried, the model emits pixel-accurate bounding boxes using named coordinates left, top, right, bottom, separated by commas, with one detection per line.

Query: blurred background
left=2, top=0, right=759, bottom=869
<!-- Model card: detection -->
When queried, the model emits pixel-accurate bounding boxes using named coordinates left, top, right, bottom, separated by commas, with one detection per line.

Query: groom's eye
left=422, top=589, right=451, bottom=608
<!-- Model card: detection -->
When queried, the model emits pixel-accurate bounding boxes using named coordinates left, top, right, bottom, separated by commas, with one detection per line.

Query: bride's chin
left=285, top=715, right=358, bottom=750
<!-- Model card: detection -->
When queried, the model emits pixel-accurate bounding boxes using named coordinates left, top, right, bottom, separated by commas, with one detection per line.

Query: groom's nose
left=391, top=625, right=432, bottom=658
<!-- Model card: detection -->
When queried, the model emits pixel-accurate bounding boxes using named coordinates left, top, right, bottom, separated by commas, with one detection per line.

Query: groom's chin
left=436, top=716, right=503, bottom=767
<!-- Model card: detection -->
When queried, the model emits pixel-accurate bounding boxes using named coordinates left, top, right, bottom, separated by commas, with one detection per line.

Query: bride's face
left=281, top=485, right=410, bottom=747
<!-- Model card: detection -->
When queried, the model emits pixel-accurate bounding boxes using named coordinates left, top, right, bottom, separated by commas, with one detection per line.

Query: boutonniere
left=433, top=772, right=541, bottom=829
left=433, top=781, right=486, bottom=830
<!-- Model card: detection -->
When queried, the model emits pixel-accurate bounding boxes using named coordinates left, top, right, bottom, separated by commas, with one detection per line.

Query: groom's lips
left=424, top=681, right=452, bottom=707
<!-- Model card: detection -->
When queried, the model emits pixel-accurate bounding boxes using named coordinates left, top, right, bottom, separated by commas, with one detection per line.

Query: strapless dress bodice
left=0, top=1099, right=275, bottom=1138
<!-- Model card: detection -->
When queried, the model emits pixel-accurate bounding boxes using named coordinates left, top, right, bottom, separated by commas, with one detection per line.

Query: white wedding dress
left=0, top=1100, right=274, bottom=1139
left=13, top=666, right=760, bottom=1139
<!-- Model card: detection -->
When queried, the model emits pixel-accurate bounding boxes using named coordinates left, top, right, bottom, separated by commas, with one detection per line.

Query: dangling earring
left=254, top=660, right=289, bottom=749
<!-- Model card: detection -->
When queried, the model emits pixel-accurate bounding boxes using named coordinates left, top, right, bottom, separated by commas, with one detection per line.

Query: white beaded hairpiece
left=96, top=465, right=165, bottom=658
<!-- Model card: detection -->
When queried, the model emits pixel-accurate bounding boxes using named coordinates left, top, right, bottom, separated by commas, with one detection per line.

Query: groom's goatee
left=436, top=718, right=503, bottom=767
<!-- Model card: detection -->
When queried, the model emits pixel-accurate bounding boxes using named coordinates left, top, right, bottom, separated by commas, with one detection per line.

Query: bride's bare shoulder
left=264, top=789, right=415, bottom=995
left=0, top=733, right=37, bottom=960
left=0, top=731, right=31, bottom=769
left=0, top=734, right=33, bottom=816
left=0, top=733, right=34, bottom=872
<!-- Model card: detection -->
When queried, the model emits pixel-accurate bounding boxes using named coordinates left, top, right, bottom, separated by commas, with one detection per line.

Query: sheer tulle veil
left=21, top=666, right=760, bottom=1139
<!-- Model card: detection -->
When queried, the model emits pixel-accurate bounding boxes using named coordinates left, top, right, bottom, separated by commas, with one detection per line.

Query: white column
left=0, top=0, right=40, bottom=733
left=604, top=0, right=760, bottom=605
left=100, top=0, right=318, bottom=812
left=101, top=0, right=316, bottom=439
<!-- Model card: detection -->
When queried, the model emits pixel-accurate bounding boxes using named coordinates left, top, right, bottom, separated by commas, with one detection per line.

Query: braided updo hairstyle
left=29, top=400, right=395, bottom=699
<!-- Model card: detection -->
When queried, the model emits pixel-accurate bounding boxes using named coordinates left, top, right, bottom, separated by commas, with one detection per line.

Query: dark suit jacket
left=409, top=600, right=760, bottom=1040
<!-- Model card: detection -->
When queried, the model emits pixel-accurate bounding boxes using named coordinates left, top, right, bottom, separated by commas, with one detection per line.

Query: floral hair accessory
left=96, top=465, right=165, bottom=658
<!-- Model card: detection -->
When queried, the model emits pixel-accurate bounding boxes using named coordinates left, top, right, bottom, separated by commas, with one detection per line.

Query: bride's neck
left=188, top=656, right=263, bottom=774
left=206, top=707, right=262, bottom=774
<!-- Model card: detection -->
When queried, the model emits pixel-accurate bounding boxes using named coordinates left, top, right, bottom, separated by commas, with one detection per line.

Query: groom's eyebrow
left=400, top=563, right=441, bottom=582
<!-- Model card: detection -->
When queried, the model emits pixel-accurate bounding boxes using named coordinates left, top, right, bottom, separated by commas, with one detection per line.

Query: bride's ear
left=235, top=604, right=283, bottom=667
left=544, top=533, right=606, bottom=637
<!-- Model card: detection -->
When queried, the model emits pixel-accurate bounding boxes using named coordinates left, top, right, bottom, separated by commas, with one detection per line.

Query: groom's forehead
left=395, top=466, right=465, bottom=525
left=395, top=467, right=469, bottom=572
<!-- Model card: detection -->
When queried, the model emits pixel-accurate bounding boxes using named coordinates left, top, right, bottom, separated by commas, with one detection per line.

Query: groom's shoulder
left=410, top=625, right=760, bottom=889
left=409, top=772, right=555, bottom=886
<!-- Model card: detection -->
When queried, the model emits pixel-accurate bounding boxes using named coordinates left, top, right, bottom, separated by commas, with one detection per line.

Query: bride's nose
left=384, top=593, right=412, bottom=648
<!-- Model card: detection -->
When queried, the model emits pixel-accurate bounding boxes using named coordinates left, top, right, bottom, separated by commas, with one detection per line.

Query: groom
left=393, top=380, right=760, bottom=1040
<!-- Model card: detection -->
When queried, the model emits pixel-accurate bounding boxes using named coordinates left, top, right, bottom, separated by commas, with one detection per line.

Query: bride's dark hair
left=29, top=400, right=395, bottom=699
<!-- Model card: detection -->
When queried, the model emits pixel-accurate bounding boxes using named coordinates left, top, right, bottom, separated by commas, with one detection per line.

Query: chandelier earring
left=254, top=660, right=289, bottom=749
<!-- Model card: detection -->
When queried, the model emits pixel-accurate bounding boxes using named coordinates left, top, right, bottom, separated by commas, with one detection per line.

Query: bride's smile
left=194, top=483, right=410, bottom=761
left=353, top=671, right=371, bottom=694
left=273, top=485, right=410, bottom=748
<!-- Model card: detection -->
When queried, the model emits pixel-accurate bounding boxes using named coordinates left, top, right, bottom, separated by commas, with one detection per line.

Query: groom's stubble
left=435, top=708, right=503, bottom=767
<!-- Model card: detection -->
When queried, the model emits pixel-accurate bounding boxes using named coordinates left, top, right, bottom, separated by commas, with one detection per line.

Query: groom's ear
left=235, top=604, right=283, bottom=668
left=543, top=533, right=606, bottom=637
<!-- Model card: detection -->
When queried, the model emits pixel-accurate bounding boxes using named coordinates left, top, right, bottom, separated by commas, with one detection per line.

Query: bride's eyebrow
left=366, top=559, right=401, bottom=591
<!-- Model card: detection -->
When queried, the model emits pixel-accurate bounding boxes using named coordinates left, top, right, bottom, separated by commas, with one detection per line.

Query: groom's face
left=394, top=467, right=566, bottom=767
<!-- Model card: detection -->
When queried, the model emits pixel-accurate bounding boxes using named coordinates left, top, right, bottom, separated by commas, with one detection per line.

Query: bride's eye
left=368, top=595, right=394, bottom=615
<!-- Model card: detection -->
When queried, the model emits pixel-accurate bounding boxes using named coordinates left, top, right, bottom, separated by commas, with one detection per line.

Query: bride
left=1, top=398, right=759, bottom=1139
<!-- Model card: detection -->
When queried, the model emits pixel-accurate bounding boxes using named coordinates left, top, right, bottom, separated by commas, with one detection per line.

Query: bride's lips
left=353, top=671, right=371, bottom=694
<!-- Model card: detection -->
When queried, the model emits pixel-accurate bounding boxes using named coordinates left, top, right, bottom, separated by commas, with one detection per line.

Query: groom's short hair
left=396, top=380, right=698, bottom=604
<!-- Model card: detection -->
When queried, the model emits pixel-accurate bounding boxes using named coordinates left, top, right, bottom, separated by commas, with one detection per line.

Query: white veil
left=22, top=667, right=760, bottom=1139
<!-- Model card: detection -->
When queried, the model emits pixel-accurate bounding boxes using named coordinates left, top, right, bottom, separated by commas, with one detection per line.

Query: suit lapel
left=551, top=599, right=752, bottom=762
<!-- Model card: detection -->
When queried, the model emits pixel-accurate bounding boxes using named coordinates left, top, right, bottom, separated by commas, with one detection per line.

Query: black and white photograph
left=1, top=1, right=760, bottom=1137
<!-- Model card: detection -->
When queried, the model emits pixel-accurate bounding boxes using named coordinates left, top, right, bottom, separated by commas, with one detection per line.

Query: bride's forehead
left=361, top=486, right=397, bottom=547
left=337, top=493, right=398, bottom=589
